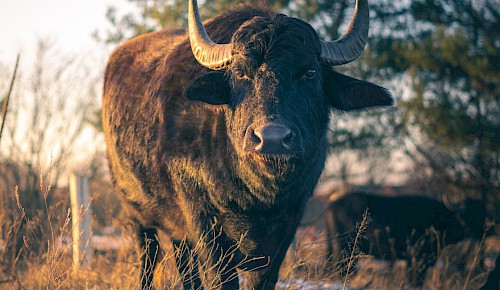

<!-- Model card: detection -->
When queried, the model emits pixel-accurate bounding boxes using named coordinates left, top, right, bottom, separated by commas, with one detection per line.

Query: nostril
left=282, top=131, right=294, bottom=147
left=251, top=129, right=262, bottom=145
left=253, top=125, right=292, bottom=150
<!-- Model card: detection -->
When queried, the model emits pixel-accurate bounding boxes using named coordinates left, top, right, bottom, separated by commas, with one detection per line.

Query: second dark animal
left=325, top=191, right=491, bottom=286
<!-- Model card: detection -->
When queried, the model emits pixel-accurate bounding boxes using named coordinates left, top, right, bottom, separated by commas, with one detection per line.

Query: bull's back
left=337, top=193, right=451, bottom=229
left=328, top=193, right=459, bottom=256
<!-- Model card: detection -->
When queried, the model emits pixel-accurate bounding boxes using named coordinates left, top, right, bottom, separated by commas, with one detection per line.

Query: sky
left=0, top=0, right=139, bottom=180
left=0, top=0, right=134, bottom=67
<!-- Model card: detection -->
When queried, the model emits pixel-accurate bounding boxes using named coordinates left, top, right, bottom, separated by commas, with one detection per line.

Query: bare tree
left=0, top=40, right=101, bottom=267
left=1, top=39, right=100, bottom=201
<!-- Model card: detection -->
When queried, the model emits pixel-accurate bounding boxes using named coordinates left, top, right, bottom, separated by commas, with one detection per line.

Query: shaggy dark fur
left=103, top=4, right=392, bottom=289
left=325, top=192, right=491, bottom=286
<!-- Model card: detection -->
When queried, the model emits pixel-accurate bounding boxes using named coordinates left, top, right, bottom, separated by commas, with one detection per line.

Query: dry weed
left=1, top=178, right=497, bottom=290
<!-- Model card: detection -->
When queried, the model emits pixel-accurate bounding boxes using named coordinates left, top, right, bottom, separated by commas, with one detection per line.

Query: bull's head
left=185, top=0, right=392, bottom=177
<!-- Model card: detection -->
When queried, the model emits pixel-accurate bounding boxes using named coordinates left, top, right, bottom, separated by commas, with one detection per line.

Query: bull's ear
left=184, top=71, right=230, bottom=105
left=323, top=67, right=393, bottom=111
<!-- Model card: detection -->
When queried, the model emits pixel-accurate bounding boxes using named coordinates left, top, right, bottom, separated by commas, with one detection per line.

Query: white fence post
left=69, top=173, right=91, bottom=269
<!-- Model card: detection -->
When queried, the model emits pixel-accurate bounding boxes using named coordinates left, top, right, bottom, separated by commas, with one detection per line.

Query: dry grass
left=340, top=228, right=499, bottom=290
left=342, top=209, right=370, bottom=288
left=343, top=237, right=499, bottom=290
left=0, top=174, right=497, bottom=289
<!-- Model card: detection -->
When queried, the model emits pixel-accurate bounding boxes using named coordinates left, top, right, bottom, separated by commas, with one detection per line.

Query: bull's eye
left=303, top=69, right=316, bottom=79
left=233, top=69, right=247, bottom=80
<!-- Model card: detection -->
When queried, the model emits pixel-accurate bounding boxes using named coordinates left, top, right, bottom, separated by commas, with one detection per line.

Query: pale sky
left=0, top=0, right=139, bottom=178
left=0, top=0, right=134, bottom=66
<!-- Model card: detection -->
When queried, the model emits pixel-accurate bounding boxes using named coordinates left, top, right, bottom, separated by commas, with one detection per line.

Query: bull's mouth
left=247, top=153, right=301, bottom=171
left=249, top=153, right=297, bottom=162
left=238, top=153, right=303, bottom=186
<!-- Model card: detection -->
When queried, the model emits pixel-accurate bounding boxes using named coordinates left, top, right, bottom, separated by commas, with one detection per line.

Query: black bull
left=102, top=0, right=392, bottom=288
left=324, top=191, right=492, bottom=286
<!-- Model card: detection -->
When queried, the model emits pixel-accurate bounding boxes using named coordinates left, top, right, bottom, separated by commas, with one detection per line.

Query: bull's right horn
left=188, top=0, right=233, bottom=70
left=320, top=0, right=369, bottom=66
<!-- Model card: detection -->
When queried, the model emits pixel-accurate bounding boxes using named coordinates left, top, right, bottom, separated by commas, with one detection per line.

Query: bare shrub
left=0, top=40, right=101, bottom=272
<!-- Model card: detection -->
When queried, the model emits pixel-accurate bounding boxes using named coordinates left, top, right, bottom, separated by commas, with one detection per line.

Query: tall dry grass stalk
left=462, top=221, right=495, bottom=290
left=0, top=54, right=19, bottom=143
left=342, top=209, right=369, bottom=289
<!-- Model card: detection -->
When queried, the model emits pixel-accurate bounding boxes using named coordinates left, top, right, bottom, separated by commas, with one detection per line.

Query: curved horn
left=320, top=0, right=369, bottom=66
left=188, top=0, right=233, bottom=70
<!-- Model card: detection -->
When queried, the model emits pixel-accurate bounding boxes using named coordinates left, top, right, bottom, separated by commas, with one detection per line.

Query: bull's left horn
left=320, top=0, right=369, bottom=66
left=188, top=0, right=233, bottom=70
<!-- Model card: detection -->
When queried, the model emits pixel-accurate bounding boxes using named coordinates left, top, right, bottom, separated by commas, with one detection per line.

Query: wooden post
left=69, top=173, right=91, bottom=269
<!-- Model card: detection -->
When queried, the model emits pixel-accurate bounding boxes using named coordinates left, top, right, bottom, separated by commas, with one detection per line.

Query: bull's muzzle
left=244, top=123, right=301, bottom=157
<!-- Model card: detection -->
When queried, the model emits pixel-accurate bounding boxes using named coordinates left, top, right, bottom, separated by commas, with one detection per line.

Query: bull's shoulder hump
left=120, top=29, right=185, bottom=54
left=103, top=29, right=187, bottom=100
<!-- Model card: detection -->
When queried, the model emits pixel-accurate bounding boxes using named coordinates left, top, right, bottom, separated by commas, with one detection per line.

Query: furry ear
left=184, top=71, right=230, bottom=105
left=323, top=67, right=393, bottom=111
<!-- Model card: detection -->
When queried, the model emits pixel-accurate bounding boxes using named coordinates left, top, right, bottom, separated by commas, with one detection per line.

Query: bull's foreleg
left=172, top=240, right=203, bottom=290
left=138, top=225, right=160, bottom=289
left=177, top=225, right=240, bottom=288
left=241, top=255, right=285, bottom=290
left=241, top=230, right=298, bottom=289
left=245, top=239, right=300, bottom=290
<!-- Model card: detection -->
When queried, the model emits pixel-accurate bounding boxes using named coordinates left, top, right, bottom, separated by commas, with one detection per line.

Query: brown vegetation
left=1, top=175, right=496, bottom=289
